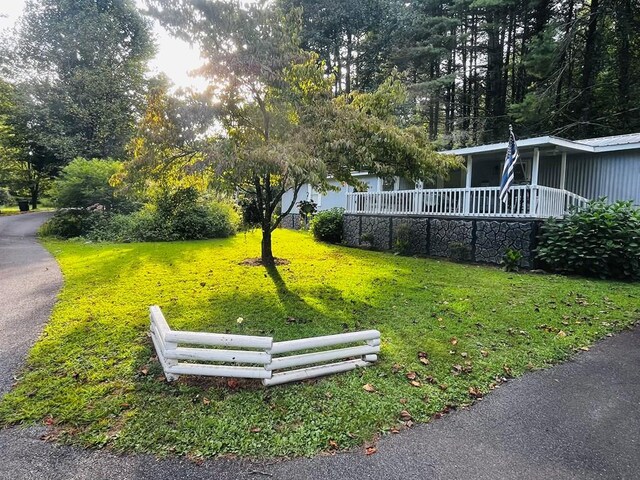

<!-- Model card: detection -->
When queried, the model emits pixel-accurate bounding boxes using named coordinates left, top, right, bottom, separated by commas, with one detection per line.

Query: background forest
left=285, top=0, right=640, bottom=145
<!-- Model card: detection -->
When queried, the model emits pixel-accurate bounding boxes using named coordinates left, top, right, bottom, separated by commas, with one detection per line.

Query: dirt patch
left=239, top=257, right=291, bottom=267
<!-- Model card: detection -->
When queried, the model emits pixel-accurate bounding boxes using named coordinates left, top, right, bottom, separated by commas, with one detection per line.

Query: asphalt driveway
left=0, top=212, right=638, bottom=480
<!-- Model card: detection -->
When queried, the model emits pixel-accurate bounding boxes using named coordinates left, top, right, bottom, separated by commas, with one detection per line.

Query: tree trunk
left=261, top=225, right=275, bottom=267
left=30, top=184, right=39, bottom=210
left=578, top=0, right=601, bottom=136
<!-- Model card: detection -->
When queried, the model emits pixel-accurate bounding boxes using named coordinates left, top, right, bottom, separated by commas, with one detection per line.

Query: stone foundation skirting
left=343, top=214, right=541, bottom=267
left=279, top=213, right=304, bottom=230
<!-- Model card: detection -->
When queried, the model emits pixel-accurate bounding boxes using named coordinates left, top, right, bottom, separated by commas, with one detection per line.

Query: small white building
left=282, top=132, right=640, bottom=219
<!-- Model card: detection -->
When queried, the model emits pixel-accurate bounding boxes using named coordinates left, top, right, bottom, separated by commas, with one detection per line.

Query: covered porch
left=346, top=139, right=590, bottom=219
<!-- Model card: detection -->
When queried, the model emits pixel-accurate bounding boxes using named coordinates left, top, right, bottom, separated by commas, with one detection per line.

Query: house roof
left=442, top=132, right=640, bottom=156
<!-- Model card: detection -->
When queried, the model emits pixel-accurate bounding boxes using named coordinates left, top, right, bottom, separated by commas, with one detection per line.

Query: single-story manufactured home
left=281, top=132, right=640, bottom=266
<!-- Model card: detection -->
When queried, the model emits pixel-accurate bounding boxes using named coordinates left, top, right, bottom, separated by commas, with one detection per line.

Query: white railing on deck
left=150, top=306, right=379, bottom=386
left=346, top=185, right=588, bottom=219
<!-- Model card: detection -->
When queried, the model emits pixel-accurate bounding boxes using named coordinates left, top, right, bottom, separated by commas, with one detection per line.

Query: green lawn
left=1, top=229, right=638, bottom=458
left=0, top=206, right=55, bottom=216
left=0, top=205, right=21, bottom=216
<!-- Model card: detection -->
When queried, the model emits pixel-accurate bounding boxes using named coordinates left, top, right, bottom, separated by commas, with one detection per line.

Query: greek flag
left=500, top=126, right=519, bottom=203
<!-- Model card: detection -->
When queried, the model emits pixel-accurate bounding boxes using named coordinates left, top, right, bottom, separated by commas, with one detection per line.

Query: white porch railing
left=346, top=185, right=588, bottom=219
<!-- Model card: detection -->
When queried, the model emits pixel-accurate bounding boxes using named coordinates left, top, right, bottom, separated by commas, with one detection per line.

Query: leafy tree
left=51, top=158, right=124, bottom=210
left=3, top=0, right=155, bottom=164
left=133, top=0, right=457, bottom=267
left=0, top=80, right=58, bottom=208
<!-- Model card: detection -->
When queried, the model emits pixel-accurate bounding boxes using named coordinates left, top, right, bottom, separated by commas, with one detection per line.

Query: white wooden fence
left=150, top=306, right=380, bottom=386
left=346, top=185, right=588, bottom=219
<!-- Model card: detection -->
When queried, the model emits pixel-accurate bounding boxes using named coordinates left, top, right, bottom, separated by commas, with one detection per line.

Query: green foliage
left=310, top=208, right=344, bottom=243
left=502, top=249, right=524, bottom=272
left=1, top=230, right=638, bottom=457
left=51, top=158, right=128, bottom=210
left=360, top=232, right=374, bottom=246
left=4, top=0, right=155, bottom=162
left=0, top=187, right=13, bottom=206
left=448, top=242, right=471, bottom=262
left=39, top=208, right=93, bottom=238
left=537, top=200, right=640, bottom=280
left=393, top=223, right=412, bottom=254
left=43, top=188, right=239, bottom=242
left=152, top=188, right=239, bottom=241
left=297, top=199, right=318, bottom=227
left=237, top=195, right=262, bottom=229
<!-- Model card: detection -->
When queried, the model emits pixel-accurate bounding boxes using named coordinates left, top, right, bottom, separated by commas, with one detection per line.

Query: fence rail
left=150, top=306, right=380, bottom=386
left=346, top=185, right=588, bottom=219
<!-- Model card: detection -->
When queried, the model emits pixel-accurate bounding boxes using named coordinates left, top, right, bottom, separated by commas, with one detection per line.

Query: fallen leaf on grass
left=410, top=380, right=421, bottom=387
left=391, top=363, right=402, bottom=374
left=450, top=337, right=458, bottom=345
left=250, top=427, right=261, bottom=433
left=480, top=350, right=489, bottom=357
left=557, top=330, right=567, bottom=338
left=579, top=346, right=590, bottom=351
left=202, top=397, right=210, bottom=405
left=399, top=410, right=412, bottom=421
left=139, top=367, right=149, bottom=376
left=406, top=371, right=417, bottom=380
left=328, top=440, right=339, bottom=450
left=363, top=383, right=376, bottom=393
left=227, top=378, right=239, bottom=389
left=468, top=386, right=482, bottom=399
left=399, top=398, right=408, bottom=405
left=419, top=357, right=430, bottom=366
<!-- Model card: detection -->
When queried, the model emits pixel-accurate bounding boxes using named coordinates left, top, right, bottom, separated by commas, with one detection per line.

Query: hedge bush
left=43, top=188, right=239, bottom=242
left=536, top=199, right=640, bottom=280
left=310, top=208, right=344, bottom=243
left=51, top=158, right=133, bottom=211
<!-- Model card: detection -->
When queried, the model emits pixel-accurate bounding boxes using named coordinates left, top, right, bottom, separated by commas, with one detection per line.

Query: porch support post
left=464, top=155, right=473, bottom=214
left=530, top=148, right=540, bottom=216
left=413, top=180, right=423, bottom=214
left=560, top=151, right=567, bottom=190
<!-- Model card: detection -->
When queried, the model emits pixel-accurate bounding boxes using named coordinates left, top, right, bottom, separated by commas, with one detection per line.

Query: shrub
left=536, top=199, right=640, bottom=280
left=501, top=248, right=523, bottom=272
left=310, top=208, right=344, bottom=243
left=43, top=188, right=239, bottom=242
left=0, top=187, right=12, bottom=206
left=393, top=223, right=412, bottom=255
left=360, top=232, right=374, bottom=246
left=152, top=188, right=239, bottom=240
left=51, top=158, right=133, bottom=211
left=40, top=208, right=94, bottom=238
left=297, top=200, right=318, bottom=227
left=237, top=195, right=262, bottom=228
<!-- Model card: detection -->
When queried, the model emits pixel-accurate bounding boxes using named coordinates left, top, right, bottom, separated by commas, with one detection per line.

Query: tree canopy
left=286, top=0, right=640, bottom=144
left=3, top=0, right=155, bottom=163
left=130, top=0, right=457, bottom=266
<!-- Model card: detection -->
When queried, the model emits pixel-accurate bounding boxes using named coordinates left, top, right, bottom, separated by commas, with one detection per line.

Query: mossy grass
left=1, top=229, right=638, bottom=458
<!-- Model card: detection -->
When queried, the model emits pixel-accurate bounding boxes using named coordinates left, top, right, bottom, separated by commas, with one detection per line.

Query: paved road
left=0, top=213, right=639, bottom=480
left=0, top=212, right=61, bottom=396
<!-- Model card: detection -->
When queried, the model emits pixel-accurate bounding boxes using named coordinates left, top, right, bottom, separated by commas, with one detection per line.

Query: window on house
left=500, top=158, right=531, bottom=184
left=382, top=177, right=396, bottom=191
